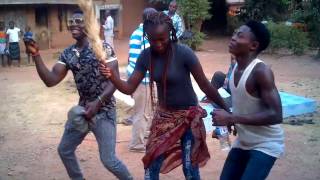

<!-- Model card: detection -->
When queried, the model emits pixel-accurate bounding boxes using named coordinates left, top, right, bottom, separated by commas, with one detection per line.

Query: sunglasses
left=67, top=18, right=85, bottom=26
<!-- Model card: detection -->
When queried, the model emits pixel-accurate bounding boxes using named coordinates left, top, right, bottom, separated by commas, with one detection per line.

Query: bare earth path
left=0, top=38, right=319, bottom=180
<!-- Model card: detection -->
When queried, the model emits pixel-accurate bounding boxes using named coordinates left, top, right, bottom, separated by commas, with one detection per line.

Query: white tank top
left=229, top=58, right=284, bottom=158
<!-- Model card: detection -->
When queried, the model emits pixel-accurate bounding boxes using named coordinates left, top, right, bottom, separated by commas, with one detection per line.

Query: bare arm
left=99, top=63, right=145, bottom=95
left=33, top=55, right=68, bottom=87
left=24, top=40, right=67, bottom=87
left=99, top=60, right=119, bottom=102
left=84, top=60, right=120, bottom=120
left=231, top=64, right=282, bottom=125
left=191, top=62, right=229, bottom=111
left=6, top=34, right=9, bottom=48
left=213, top=64, right=282, bottom=126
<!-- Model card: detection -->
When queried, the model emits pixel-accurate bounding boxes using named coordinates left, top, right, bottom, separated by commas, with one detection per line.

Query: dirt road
left=0, top=38, right=319, bottom=180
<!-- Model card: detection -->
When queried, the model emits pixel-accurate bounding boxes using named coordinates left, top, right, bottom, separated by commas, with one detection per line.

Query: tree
left=291, top=0, right=320, bottom=58
left=239, top=0, right=291, bottom=22
left=148, top=0, right=211, bottom=50
left=148, top=0, right=171, bottom=3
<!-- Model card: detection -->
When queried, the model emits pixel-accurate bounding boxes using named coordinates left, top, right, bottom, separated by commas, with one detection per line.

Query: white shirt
left=6, top=27, right=20, bottom=43
left=103, top=16, right=114, bottom=37
left=230, top=59, right=284, bottom=158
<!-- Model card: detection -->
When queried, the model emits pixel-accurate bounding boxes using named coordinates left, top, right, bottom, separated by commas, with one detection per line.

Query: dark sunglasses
left=67, top=18, right=84, bottom=26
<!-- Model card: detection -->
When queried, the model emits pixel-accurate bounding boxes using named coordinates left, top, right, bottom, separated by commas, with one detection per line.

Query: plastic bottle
left=215, top=126, right=231, bottom=151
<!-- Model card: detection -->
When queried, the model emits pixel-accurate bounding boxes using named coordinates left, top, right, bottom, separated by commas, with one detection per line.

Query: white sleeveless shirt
left=229, top=58, right=284, bottom=158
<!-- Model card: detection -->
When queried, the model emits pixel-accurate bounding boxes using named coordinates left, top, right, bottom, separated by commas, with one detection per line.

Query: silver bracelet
left=97, top=96, right=104, bottom=104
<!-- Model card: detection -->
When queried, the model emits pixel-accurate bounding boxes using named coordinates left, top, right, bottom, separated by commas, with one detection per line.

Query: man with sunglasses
left=25, top=11, right=132, bottom=180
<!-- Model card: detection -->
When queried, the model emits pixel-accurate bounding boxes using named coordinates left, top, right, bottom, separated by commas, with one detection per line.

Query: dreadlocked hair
left=142, top=12, right=178, bottom=110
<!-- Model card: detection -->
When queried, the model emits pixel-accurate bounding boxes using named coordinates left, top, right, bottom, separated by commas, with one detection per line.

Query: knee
left=100, top=155, right=119, bottom=170
left=57, top=143, right=70, bottom=158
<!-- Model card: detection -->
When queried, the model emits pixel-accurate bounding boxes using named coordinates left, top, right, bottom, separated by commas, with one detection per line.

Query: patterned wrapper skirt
left=9, top=42, right=20, bottom=60
left=142, top=106, right=210, bottom=174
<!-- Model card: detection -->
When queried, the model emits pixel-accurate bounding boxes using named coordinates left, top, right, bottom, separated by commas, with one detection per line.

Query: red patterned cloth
left=142, top=106, right=210, bottom=174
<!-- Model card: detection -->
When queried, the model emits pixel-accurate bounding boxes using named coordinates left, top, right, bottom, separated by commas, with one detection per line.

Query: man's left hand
left=84, top=99, right=102, bottom=120
left=212, top=109, right=233, bottom=126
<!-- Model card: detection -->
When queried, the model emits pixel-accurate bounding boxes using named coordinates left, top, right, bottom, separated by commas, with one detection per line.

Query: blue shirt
left=126, top=23, right=150, bottom=84
left=163, top=10, right=184, bottom=38
left=24, top=31, right=33, bottom=39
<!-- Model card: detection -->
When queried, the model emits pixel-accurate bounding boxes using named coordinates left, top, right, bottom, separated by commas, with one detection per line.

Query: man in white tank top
left=212, top=20, right=284, bottom=180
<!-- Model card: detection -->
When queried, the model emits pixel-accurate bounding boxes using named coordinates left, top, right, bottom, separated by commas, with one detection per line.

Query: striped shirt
left=127, top=23, right=150, bottom=84
left=163, top=10, right=184, bottom=38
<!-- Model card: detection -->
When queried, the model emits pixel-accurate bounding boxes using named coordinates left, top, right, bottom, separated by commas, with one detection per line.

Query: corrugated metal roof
left=0, top=0, right=78, bottom=5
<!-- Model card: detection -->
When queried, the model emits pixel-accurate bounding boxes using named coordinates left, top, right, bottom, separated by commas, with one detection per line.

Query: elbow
left=45, top=82, right=55, bottom=87
left=270, top=110, right=282, bottom=124
left=44, top=80, right=57, bottom=87
left=124, top=88, right=135, bottom=95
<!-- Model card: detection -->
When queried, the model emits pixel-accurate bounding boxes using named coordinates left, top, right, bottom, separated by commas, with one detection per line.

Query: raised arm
left=213, top=64, right=282, bottom=126
left=26, top=40, right=68, bottom=87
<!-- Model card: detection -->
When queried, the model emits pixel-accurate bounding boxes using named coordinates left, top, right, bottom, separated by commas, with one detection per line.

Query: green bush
left=180, top=31, right=206, bottom=50
left=239, top=0, right=290, bottom=22
left=291, top=0, right=320, bottom=57
left=267, top=22, right=309, bottom=55
left=226, top=15, right=243, bottom=35
left=177, top=0, right=211, bottom=50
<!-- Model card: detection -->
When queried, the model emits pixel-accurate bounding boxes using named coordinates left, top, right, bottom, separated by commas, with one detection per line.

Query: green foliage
left=176, top=0, right=211, bottom=50
left=291, top=0, right=320, bottom=57
left=177, top=0, right=211, bottom=29
left=148, top=0, right=171, bottom=4
left=239, top=0, right=290, bottom=22
left=180, top=31, right=206, bottom=50
left=267, top=22, right=309, bottom=55
left=226, top=15, right=243, bottom=35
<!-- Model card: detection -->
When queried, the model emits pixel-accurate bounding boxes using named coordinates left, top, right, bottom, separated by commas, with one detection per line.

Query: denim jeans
left=145, top=129, right=200, bottom=180
left=58, top=108, right=132, bottom=180
left=220, top=148, right=277, bottom=180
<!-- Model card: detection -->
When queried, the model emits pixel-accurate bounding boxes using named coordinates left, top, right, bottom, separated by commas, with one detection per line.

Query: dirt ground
left=0, top=37, right=319, bottom=180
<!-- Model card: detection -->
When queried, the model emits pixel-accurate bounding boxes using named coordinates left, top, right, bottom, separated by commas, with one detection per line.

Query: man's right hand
left=25, top=40, right=39, bottom=56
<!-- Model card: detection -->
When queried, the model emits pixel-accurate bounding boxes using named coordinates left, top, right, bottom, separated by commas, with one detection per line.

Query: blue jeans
left=145, top=129, right=200, bottom=180
left=220, top=148, right=277, bottom=180
left=58, top=108, right=132, bottom=180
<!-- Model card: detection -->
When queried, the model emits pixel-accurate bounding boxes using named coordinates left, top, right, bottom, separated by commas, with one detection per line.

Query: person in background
left=0, top=22, right=7, bottom=67
left=103, top=10, right=114, bottom=48
left=6, top=21, right=22, bottom=67
left=163, top=0, right=184, bottom=39
left=23, top=26, right=34, bottom=65
left=124, top=8, right=157, bottom=153
left=201, top=55, right=236, bottom=108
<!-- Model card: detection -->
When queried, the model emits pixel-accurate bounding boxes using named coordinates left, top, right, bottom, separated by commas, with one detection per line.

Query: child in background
left=23, top=26, right=33, bottom=64
left=0, top=22, right=6, bottom=67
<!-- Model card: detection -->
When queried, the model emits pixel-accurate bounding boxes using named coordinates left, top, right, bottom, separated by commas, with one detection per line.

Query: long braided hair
left=143, top=12, right=178, bottom=109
